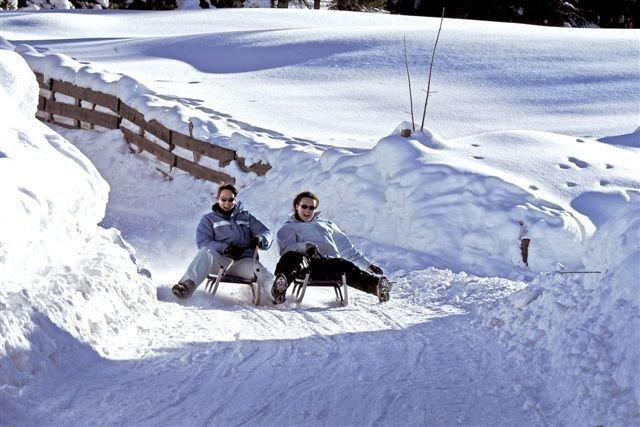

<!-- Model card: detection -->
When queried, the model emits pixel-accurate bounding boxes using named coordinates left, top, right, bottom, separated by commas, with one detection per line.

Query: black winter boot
left=271, top=274, right=289, bottom=304
left=172, top=280, right=196, bottom=299
left=377, top=277, right=392, bottom=303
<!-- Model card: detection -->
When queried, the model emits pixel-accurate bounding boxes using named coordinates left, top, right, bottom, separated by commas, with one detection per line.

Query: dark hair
left=217, top=183, right=238, bottom=197
left=293, top=191, right=319, bottom=210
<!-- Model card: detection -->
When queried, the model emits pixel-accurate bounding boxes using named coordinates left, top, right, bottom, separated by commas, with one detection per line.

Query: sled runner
left=204, top=247, right=262, bottom=305
left=204, top=267, right=261, bottom=306
left=291, top=273, right=348, bottom=307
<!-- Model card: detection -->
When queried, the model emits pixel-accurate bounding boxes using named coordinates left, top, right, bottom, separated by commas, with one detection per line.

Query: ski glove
left=250, top=236, right=263, bottom=250
left=224, top=244, right=244, bottom=258
left=369, top=264, right=384, bottom=275
left=304, top=242, right=319, bottom=258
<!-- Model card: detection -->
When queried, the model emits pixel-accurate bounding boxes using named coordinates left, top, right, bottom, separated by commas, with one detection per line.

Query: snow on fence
left=34, top=72, right=270, bottom=185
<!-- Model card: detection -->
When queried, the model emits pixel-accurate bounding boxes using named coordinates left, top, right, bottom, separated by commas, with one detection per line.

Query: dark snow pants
left=274, top=251, right=379, bottom=295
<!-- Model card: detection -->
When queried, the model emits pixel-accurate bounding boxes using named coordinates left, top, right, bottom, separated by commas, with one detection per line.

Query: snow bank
left=11, top=42, right=246, bottom=151
left=599, top=127, right=640, bottom=148
left=0, top=50, right=107, bottom=279
left=479, top=206, right=640, bottom=424
left=0, top=50, right=158, bottom=408
left=0, top=49, right=39, bottom=117
left=246, top=125, right=602, bottom=276
left=10, top=42, right=639, bottom=277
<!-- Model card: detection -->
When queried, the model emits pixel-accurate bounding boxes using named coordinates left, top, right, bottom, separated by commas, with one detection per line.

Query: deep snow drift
left=480, top=205, right=640, bottom=424
left=1, top=9, right=639, bottom=426
left=0, top=49, right=159, bottom=423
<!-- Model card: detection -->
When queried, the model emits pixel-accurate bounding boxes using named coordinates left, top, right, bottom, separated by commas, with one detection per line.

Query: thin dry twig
left=403, top=36, right=415, bottom=132
left=420, top=7, right=445, bottom=132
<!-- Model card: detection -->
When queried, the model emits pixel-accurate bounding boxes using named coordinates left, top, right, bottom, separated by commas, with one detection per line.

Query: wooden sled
left=290, top=273, right=348, bottom=307
left=204, top=265, right=261, bottom=306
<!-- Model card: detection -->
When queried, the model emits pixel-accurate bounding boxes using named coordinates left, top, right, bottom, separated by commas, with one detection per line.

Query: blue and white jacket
left=276, top=213, right=371, bottom=270
left=196, top=202, right=272, bottom=260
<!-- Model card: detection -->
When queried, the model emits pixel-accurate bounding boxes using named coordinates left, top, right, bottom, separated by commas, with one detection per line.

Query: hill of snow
left=0, top=50, right=160, bottom=424
left=10, top=38, right=638, bottom=277
left=480, top=204, right=640, bottom=424
left=1, top=9, right=638, bottom=146
left=1, top=9, right=639, bottom=426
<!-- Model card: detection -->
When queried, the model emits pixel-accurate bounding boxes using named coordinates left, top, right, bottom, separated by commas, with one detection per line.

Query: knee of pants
left=256, top=267, right=274, bottom=287
left=199, top=247, right=232, bottom=271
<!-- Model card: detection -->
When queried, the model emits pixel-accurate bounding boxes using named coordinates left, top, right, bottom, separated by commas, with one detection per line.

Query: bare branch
left=403, top=35, right=415, bottom=132
left=420, top=7, right=445, bottom=132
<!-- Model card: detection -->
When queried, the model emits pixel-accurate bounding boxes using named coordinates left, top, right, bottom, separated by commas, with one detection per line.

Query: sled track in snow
left=22, top=286, right=540, bottom=426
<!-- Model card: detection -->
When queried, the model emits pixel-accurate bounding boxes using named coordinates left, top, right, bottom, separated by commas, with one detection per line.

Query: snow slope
left=1, top=9, right=638, bottom=146
left=0, top=56, right=540, bottom=424
left=0, top=49, right=159, bottom=423
left=1, top=9, right=639, bottom=426
left=9, top=39, right=639, bottom=277
left=480, top=205, right=640, bottom=424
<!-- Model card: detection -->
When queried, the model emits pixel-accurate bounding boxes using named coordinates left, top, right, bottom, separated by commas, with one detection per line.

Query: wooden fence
left=34, top=72, right=270, bottom=184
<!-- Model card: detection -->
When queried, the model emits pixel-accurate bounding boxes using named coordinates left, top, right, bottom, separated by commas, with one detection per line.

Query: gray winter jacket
left=276, top=214, right=371, bottom=270
left=196, top=202, right=272, bottom=260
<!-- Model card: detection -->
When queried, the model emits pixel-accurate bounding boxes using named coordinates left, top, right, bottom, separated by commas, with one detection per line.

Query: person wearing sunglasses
left=271, top=191, right=391, bottom=304
left=172, top=183, right=273, bottom=300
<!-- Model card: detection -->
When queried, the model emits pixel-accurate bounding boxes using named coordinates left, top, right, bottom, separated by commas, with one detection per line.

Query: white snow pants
left=180, top=247, right=274, bottom=297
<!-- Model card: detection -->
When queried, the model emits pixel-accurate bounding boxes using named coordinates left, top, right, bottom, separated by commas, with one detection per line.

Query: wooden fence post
left=33, top=74, right=270, bottom=183
left=47, top=78, right=54, bottom=122
left=74, top=98, right=82, bottom=128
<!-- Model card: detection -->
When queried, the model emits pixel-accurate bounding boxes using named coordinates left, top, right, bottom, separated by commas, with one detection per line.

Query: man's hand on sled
left=224, top=244, right=244, bottom=258
left=250, top=236, right=264, bottom=250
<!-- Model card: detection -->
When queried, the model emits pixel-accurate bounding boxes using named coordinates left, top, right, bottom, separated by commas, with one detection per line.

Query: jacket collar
left=212, top=202, right=245, bottom=219
left=289, top=211, right=321, bottom=223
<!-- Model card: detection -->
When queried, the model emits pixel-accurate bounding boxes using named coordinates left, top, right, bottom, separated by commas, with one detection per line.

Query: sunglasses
left=299, top=204, right=317, bottom=211
left=219, top=197, right=236, bottom=203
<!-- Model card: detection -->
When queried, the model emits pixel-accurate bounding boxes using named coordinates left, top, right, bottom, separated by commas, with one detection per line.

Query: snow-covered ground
left=2, top=10, right=638, bottom=146
left=1, top=9, right=639, bottom=426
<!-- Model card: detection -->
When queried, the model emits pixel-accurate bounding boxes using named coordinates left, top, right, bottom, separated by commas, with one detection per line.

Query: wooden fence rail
left=34, top=72, right=271, bottom=184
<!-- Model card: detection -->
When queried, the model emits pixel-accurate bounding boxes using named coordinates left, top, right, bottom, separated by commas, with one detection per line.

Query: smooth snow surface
left=1, top=9, right=639, bottom=427
left=2, top=9, right=638, bottom=146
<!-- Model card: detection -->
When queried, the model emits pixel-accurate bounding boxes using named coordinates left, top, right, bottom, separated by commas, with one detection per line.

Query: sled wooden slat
left=292, top=273, right=348, bottom=307
left=205, top=272, right=261, bottom=306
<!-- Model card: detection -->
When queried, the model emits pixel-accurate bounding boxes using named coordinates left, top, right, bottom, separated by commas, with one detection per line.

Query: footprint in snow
left=566, top=182, right=578, bottom=188
left=473, top=155, right=484, bottom=160
left=568, top=157, right=589, bottom=168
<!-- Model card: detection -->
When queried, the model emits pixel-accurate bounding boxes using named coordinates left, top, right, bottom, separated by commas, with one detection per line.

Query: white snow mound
left=480, top=205, right=640, bottom=424
left=0, top=51, right=159, bottom=412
